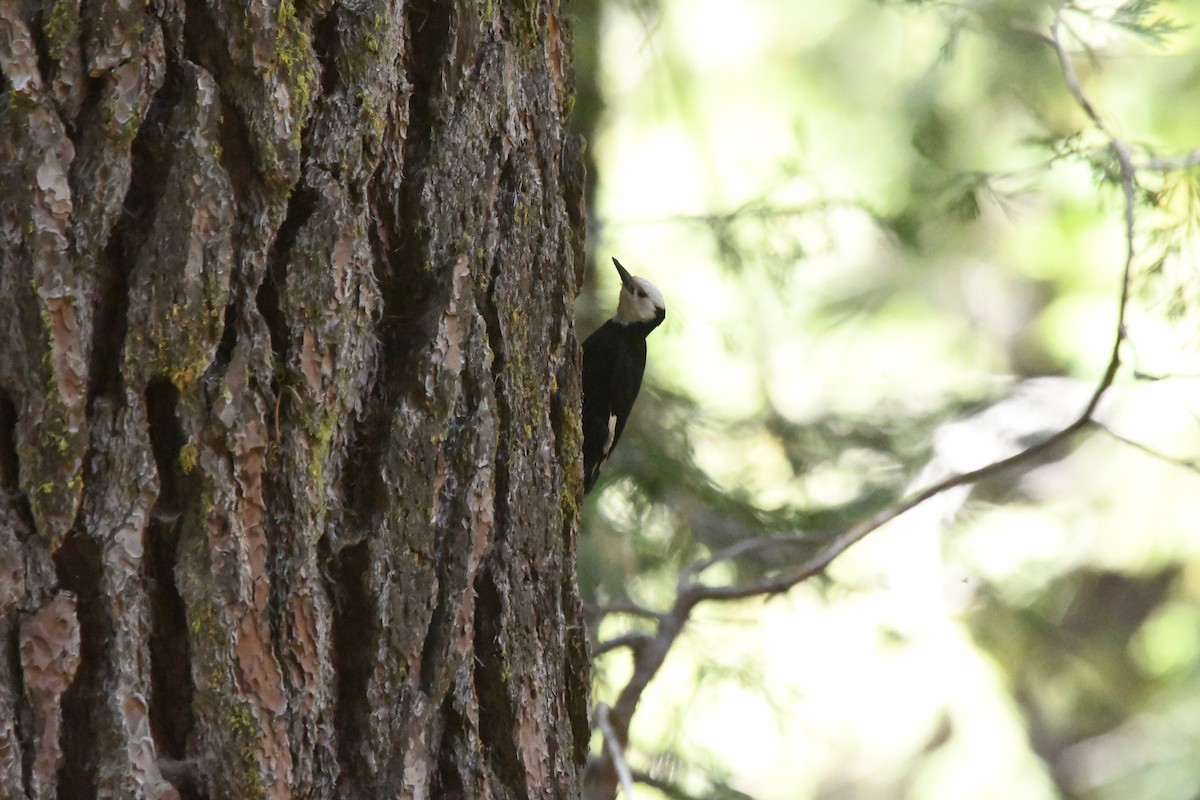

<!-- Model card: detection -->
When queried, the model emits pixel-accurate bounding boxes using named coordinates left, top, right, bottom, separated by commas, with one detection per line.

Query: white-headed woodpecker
left=581, top=257, right=666, bottom=493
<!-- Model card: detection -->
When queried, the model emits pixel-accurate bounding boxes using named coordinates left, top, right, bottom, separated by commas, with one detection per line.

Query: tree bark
left=0, top=0, right=590, bottom=797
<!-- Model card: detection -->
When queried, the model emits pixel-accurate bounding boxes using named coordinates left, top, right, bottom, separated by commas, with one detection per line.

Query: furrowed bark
left=0, top=0, right=589, bottom=797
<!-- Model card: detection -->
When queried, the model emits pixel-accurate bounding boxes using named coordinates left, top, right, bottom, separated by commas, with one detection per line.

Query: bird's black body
left=581, top=259, right=666, bottom=493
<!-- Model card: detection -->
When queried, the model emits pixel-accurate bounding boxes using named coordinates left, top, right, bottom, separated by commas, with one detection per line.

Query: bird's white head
left=612, top=258, right=666, bottom=326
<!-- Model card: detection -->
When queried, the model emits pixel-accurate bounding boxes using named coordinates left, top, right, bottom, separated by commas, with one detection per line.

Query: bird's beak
left=612, top=257, right=636, bottom=291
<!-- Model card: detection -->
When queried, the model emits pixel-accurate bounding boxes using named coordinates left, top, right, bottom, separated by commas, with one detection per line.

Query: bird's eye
left=636, top=289, right=647, bottom=298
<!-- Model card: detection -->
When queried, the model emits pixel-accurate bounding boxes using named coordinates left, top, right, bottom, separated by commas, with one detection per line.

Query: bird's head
left=612, top=257, right=666, bottom=328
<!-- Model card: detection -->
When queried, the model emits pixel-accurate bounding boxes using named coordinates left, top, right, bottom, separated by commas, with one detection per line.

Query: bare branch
left=1134, top=369, right=1200, bottom=382
left=1141, top=150, right=1200, bottom=172
left=632, top=769, right=757, bottom=800
left=595, top=704, right=637, bottom=799
left=608, top=198, right=876, bottom=229
left=593, top=631, right=655, bottom=658
left=1095, top=421, right=1200, bottom=473
left=584, top=606, right=687, bottom=798
left=591, top=600, right=665, bottom=622
left=683, top=533, right=816, bottom=579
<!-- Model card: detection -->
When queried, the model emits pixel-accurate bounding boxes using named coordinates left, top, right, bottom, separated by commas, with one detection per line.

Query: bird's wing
left=581, top=322, right=645, bottom=491
left=582, top=323, right=621, bottom=488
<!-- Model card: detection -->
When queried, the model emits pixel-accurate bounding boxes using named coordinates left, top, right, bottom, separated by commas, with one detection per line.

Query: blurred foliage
left=570, top=0, right=1200, bottom=798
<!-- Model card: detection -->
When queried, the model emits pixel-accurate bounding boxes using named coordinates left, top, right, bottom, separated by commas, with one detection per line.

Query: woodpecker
left=581, top=257, right=666, bottom=493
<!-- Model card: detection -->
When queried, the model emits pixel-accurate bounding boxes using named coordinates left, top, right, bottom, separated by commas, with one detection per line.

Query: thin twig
left=683, top=533, right=815, bottom=579
left=631, top=770, right=757, bottom=800
left=593, top=631, right=654, bottom=658
left=1141, top=150, right=1200, bottom=171
left=595, top=704, right=637, bottom=799
left=591, top=600, right=665, bottom=622
left=1094, top=420, right=1200, bottom=473
left=1134, top=369, right=1200, bottom=382
left=607, top=198, right=877, bottom=229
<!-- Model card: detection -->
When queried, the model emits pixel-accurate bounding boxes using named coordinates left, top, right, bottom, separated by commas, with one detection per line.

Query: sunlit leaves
left=1096, top=0, right=1187, bottom=43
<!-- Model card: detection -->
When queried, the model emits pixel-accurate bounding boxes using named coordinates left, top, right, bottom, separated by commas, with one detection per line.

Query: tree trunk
left=0, top=0, right=590, bottom=797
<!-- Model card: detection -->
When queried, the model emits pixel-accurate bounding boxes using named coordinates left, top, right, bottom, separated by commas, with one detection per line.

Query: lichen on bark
left=0, top=0, right=589, bottom=797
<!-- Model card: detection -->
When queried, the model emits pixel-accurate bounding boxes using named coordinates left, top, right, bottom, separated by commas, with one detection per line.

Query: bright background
left=573, top=1, right=1200, bottom=798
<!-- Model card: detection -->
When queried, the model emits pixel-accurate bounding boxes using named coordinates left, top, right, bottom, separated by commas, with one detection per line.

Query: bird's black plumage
left=581, top=259, right=666, bottom=493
